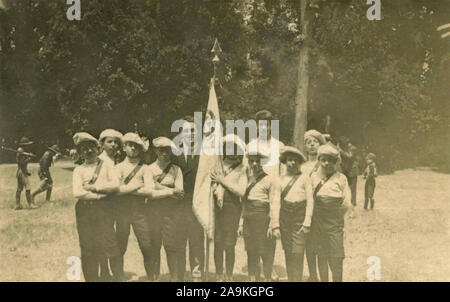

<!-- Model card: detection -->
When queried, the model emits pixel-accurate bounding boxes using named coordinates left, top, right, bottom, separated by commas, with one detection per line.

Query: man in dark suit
left=173, top=115, right=205, bottom=281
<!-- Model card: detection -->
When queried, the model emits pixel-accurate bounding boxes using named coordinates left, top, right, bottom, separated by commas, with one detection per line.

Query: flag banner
left=193, top=78, right=221, bottom=240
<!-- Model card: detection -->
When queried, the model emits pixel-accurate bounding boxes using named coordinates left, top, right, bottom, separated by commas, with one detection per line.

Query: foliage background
left=0, top=0, right=449, bottom=172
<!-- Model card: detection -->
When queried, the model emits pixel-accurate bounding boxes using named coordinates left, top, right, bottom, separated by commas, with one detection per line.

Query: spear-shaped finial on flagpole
left=211, top=38, right=222, bottom=81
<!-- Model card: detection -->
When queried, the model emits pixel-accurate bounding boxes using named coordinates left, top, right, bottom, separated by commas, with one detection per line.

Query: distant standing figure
left=15, top=137, right=38, bottom=210
left=338, top=137, right=358, bottom=206
left=31, top=145, right=60, bottom=202
left=363, top=153, right=377, bottom=210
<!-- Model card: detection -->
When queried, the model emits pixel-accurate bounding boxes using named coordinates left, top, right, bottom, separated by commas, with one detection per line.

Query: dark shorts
left=75, top=198, right=120, bottom=258
left=243, top=201, right=275, bottom=254
left=16, top=169, right=30, bottom=190
left=365, top=178, right=376, bottom=199
left=215, top=199, right=241, bottom=247
left=310, top=199, right=345, bottom=258
left=116, top=196, right=152, bottom=255
left=148, top=198, right=183, bottom=252
left=280, top=200, right=307, bottom=254
left=38, top=170, right=53, bottom=190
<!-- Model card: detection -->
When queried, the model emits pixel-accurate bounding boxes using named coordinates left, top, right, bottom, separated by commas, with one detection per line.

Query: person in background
left=301, top=130, right=326, bottom=176
left=15, top=137, right=37, bottom=210
left=338, top=137, right=358, bottom=206
left=173, top=115, right=204, bottom=281
left=72, top=132, right=122, bottom=281
left=210, top=134, right=248, bottom=281
left=97, top=129, right=124, bottom=280
left=301, top=129, right=326, bottom=282
left=310, top=145, right=351, bottom=282
left=246, top=110, right=285, bottom=178
left=363, top=153, right=377, bottom=210
left=278, top=146, right=312, bottom=281
left=31, top=145, right=59, bottom=203
left=241, top=150, right=281, bottom=281
left=98, top=129, right=124, bottom=165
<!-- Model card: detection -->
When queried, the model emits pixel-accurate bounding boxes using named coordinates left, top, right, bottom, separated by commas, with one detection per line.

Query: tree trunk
left=292, top=0, right=310, bottom=153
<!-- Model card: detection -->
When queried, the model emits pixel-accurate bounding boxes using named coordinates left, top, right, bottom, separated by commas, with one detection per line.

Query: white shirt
left=301, top=160, right=319, bottom=176
left=280, top=173, right=313, bottom=226
left=98, top=150, right=115, bottom=166
left=310, top=168, right=351, bottom=207
left=72, top=160, right=119, bottom=200
left=146, top=161, right=183, bottom=199
left=246, top=174, right=281, bottom=229
left=115, top=158, right=146, bottom=196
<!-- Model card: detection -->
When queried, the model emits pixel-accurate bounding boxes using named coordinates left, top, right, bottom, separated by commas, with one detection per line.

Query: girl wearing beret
left=310, top=145, right=351, bottom=282
left=242, top=151, right=281, bottom=281
left=114, top=133, right=152, bottom=280
left=146, top=137, right=184, bottom=281
left=278, top=146, right=313, bottom=281
left=210, top=135, right=248, bottom=281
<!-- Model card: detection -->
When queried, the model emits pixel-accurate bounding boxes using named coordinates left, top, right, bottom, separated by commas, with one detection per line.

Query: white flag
left=193, top=78, right=221, bottom=240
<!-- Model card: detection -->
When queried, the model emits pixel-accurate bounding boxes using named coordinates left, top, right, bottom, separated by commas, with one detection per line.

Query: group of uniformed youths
left=11, top=109, right=357, bottom=282
left=66, top=109, right=355, bottom=282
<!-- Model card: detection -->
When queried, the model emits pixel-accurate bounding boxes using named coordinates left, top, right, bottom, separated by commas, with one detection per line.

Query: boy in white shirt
left=114, top=133, right=151, bottom=280
left=72, top=132, right=121, bottom=281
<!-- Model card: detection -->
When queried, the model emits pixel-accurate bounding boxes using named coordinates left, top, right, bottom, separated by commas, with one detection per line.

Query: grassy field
left=1, top=161, right=449, bottom=282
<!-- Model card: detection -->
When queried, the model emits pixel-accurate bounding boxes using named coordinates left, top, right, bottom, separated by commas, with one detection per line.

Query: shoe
left=224, top=274, right=233, bottom=282
left=216, top=274, right=224, bottom=282
left=15, top=205, right=23, bottom=210
left=248, top=275, right=257, bottom=282
left=28, top=203, right=39, bottom=209
left=192, top=265, right=202, bottom=282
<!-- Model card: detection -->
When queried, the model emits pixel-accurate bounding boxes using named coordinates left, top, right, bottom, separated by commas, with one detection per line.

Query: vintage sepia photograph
left=0, top=0, right=449, bottom=283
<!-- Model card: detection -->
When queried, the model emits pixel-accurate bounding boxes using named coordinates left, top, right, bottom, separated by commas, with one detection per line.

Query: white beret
left=73, top=132, right=99, bottom=146
left=99, top=129, right=123, bottom=142
left=152, top=136, right=174, bottom=149
left=246, top=148, right=270, bottom=159
left=304, top=129, right=326, bottom=145
left=222, top=134, right=245, bottom=154
left=280, top=146, right=306, bottom=163
left=122, top=132, right=146, bottom=150
left=318, top=144, right=340, bottom=159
